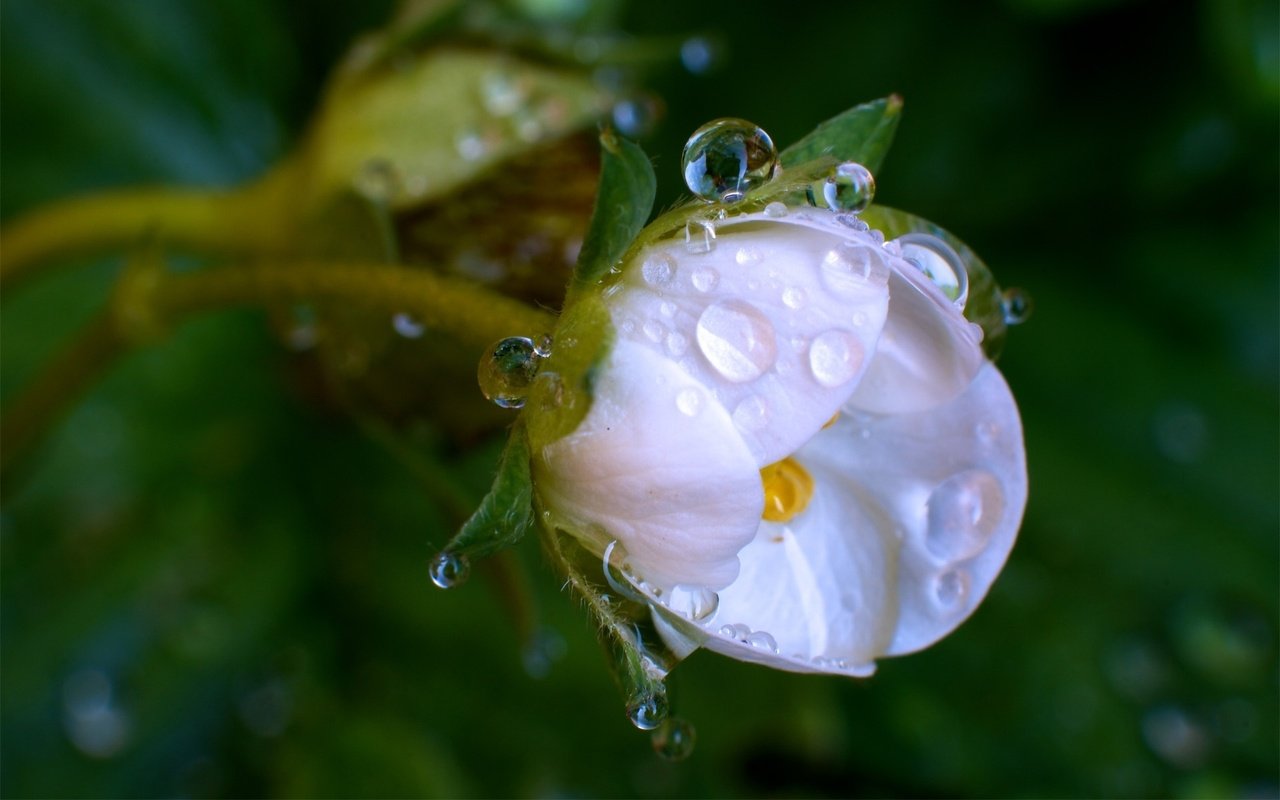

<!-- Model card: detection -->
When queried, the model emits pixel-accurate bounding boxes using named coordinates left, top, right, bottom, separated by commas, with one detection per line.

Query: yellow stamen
left=760, top=457, right=815, bottom=523
left=823, top=412, right=840, bottom=429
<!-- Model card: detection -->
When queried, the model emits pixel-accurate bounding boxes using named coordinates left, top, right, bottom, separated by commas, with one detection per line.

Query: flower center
left=760, top=457, right=815, bottom=523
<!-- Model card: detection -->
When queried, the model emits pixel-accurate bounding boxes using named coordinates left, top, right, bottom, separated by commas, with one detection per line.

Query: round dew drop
left=428, top=551, right=471, bottom=589
left=477, top=336, right=546, bottom=409
left=816, top=162, right=876, bottom=214
left=681, top=118, right=778, bottom=204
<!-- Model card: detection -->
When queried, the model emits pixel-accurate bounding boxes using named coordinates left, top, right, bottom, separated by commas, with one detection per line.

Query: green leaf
left=570, top=130, right=657, bottom=291
left=779, top=94, right=904, bottom=173
left=443, top=423, right=535, bottom=560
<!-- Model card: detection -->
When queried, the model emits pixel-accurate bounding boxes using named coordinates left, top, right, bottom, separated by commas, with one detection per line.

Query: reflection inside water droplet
left=681, top=118, right=777, bottom=204
left=808, top=329, right=864, bottom=388
left=898, top=233, right=969, bottom=308
left=665, top=584, right=719, bottom=621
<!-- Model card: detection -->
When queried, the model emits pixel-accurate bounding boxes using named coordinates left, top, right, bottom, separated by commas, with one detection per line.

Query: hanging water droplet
left=1001, top=288, right=1033, bottom=325
left=815, top=162, right=876, bottom=214
left=746, top=630, right=778, bottom=652
left=532, top=334, right=554, bottom=358
left=925, top=470, right=1004, bottom=562
left=898, top=233, right=969, bottom=308
left=392, top=312, right=425, bottom=339
left=808, top=329, right=865, bottom=388
left=478, top=337, right=546, bottom=409
left=665, top=585, right=719, bottom=621
left=354, top=158, right=400, bottom=203
left=428, top=551, right=471, bottom=589
left=681, top=119, right=778, bottom=204
left=684, top=218, right=717, bottom=253
left=626, top=692, right=669, bottom=731
left=652, top=717, right=697, bottom=761
left=642, top=253, right=676, bottom=286
left=690, top=266, right=719, bottom=292
left=695, top=300, right=778, bottom=382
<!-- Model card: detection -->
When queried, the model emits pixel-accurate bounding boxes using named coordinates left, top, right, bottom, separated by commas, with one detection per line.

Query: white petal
left=846, top=262, right=986, bottom=414
left=610, top=213, right=891, bottom=466
left=535, top=340, right=763, bottom=590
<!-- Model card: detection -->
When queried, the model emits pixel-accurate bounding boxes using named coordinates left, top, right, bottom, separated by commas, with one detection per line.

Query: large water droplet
left=763, top=201, right=788, bottom=218
left=695, top=300, right=778, bottom=382
left=652, top=717, right=697, bottom=761
left=429, top=551, right=471, bottom=589
left=821, top=241, right=889, bottom=296
left=665, top=585, right=719, bottom=621
left=925, top=470, right=1004, bottom=562
left=1002, top=288, right=1033, bottom=325
left=899, top=233, right=969, bottom=308
left=478, top=337, right=546, bottom=409
left=807, top=329, right=865, bottom=388
left=681, top=119, right=777, bottom=204
left=627, top=692, right=669, bottom=730
left=816, top=162, right=875, bottom=213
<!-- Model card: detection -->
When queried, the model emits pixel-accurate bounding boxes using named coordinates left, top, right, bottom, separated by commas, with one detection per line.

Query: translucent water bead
left=811, top=162, right=875, bottom=214
left=682, top=118, right=777, bottom=204
left=477, top=335, right=552, bottom=409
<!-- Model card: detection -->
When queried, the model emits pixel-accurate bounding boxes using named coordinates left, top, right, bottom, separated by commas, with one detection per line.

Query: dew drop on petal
left=933, top=569, right=970, bottom=609
left=690, top=266, right=719, bottom=292
left=641, top=253, right=676, bottom=286
left=925, top=470, right=1004, bottom=562
left=665, top=330, right=690, bottom=356
left=478, top=337, right=546, bottom=408
left=818, top=162, right=876, bottom=213
left=627, top=693, right=669, bottom=731
left=685, top=218, right=717, bottom=253
left=735, top=247, right=763, bottom=267
left=1002, top=288, right=1034, bottom=325
left=666, top=585, right=719, bottom=621
left=781, top=286, right=806, bottom=309
left=643, top=319, right=666, bottom=342
left=675, top=388, right=703, bottom=417
left=820, top=242, right=889, bottom=296
left=746, top=630, right=779, bottom=652
left=696, top=300, right=777, bottom=382
left=899, top=233, right=970, bottom=308
left=429, top=551, right=471, bottom=589
left=763, top=201, right=788, bottom=218
left=652, top=717, right=697, bottom=761
left=807, top=329, right=865, bottom=388
left=681, top=118, right=777, bottom=204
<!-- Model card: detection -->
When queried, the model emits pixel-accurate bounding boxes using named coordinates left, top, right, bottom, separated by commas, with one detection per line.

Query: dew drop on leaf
left=681, top=118, right=777, bottom=204
left=477, top=336, right=548, bottom=408
left=428, top=551, right=471, bottom=589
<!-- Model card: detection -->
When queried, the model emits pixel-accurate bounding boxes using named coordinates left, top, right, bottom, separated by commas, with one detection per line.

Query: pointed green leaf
left=444, top=423, right=535, bottom=560
left=779, top=94, right=904, bottom=173
left=571, top=130, right=657, bottom=291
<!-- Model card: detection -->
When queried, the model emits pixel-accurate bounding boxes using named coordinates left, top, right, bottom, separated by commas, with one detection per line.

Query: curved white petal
left=610, top=213, right=891, bottom=466
left=535, top=340, right=763, bottom=590
left=644, top=362, right=1026, bottom=674
left=847, top=261, right=986, bottom=414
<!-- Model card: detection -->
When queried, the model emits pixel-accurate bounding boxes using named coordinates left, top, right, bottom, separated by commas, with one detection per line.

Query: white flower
left=534, top=207, right=1027, bottom=676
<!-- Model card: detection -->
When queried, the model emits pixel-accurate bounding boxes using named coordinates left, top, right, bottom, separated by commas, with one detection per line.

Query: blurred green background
left=2, top=0, right=1276, bottom=797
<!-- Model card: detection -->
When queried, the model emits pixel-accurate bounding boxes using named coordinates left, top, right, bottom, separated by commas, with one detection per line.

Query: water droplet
left=781, top=286, right=806, bottom=309
left=933, top=569, right=969, bottom=608
left=746, top=630, right=778, bottom=652
left=925, top=470, right=1004, bottom=562
left=354, top=158, right=400, bottom=203
left=642, top=253, right=675, bottom=286
left=695, top=300, right=778, bottom=382
left=455, top=128, right=488, bottom=161
left=665, top=330, right=689, bottom=356
left=836, top=214, right=870, bottom=232
left=821, top=241, right=889, bottom=296
left=643, top=319, right=666, bottom=342
left=763, top=201, right=788, bottom=218
left=681, top=119, right=778, bottom=204
left=652, top=717, right=697, bottom=761
left=808, top=329, right=865, bottom=388
left=478, top=336, right=546, bottom=409
left=684, top=218, right=717, bottom=253
left=690, top=266, right=719, bottom=292
left=899, top=233, right=969, bottom=308
left=734, top=247, right=763, bottom=267
left=732, top=395, right=770, bottom=432
left=1001, top=288, right=1033, bottom=325
left=675, top=388, right=703, bottom=417
left=813, top=162, right=876, bottom=214
left=665, top=585, right=719, bottom=621
left=627, top=692, right=669, bottom=730
left=392, top=312, right=425, bottom=339
left=532, top=334, right=554, bottom=358
left=429, top=551, right=470, bottom=589
left=612, top=94, right=662, bottom=137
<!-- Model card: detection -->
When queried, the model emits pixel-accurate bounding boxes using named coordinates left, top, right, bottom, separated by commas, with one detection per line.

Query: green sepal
left=570, top=130, right=657, bottom=293
left=861, top=205, right=1009, bottom=358
left=779, top=94, right=903, bottom=173
left=524, top=294, right=614, bottom=453
left=443, top=421, right=535, bottom=560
